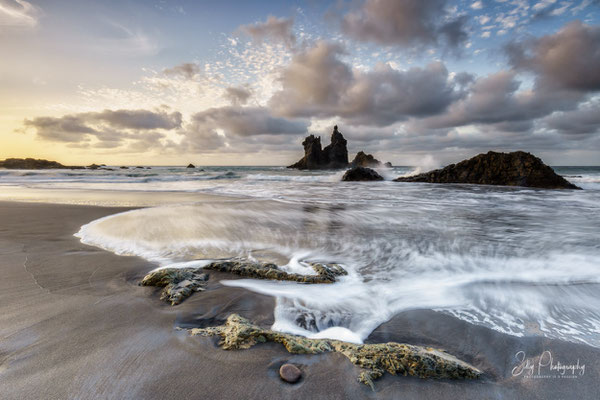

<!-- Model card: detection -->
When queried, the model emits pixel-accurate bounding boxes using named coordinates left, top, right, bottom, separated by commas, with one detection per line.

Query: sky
left=1, top=0, right=599, bottom=166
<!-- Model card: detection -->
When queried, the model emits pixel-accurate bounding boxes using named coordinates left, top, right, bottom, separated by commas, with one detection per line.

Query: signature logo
left=512, top=350, right=585, bottom=379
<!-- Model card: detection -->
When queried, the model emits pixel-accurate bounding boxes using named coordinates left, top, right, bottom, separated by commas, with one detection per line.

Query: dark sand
left=0, top=201, right=598, bottom=399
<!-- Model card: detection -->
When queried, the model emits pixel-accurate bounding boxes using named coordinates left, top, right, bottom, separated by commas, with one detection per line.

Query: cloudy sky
left=1, top=0, right=599, bottom=166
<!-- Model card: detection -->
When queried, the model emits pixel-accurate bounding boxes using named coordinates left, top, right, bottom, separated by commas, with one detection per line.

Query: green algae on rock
left=203, top=259, right=347, bottom=284
left=141, top=260, right=347, bottom=305
left=140, top=267, right=209, bottom=305
left=184, top=314, right=482, bottom=388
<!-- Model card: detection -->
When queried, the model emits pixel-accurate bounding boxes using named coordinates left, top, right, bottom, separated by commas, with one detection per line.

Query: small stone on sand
left=279, top=363, right=302, bottom=383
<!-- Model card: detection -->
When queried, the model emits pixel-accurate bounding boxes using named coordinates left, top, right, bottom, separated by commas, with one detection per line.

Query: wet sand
left=0, top=201, right=598, bottom=399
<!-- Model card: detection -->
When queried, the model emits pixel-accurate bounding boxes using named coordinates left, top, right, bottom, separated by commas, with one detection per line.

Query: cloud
left=180, top=106, right=309, bottom=152
left=421, top=70, right=584, bottom=130
left=224, top=86, right=252, bottom=105
left=0, top=0, right=40, bottom=28
left=268, top=41, right=465, bottom=126
left=341, top=0, right=468, bottom=49
left=163, top=63, right=201, bottom=80
left=470, top=1, right=483, bottom=10
left=90, top=109, right=182, bottom=130
left=506, top=21, right=600, bottom=91
left=189, top=106, right=308, bottom=137
left=95, top=20, right=159, bottom=56
left=543, top=99, right=600, bottom=137
left=239, top=16, right=296, bottom=47
left=23, top=108, right=181, bottom=148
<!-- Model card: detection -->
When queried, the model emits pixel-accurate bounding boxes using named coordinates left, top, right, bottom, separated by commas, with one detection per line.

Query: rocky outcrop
left=187, top=163, right=195, bottom=168
left=141, top=260, right=347, bottom=305
left=204, top=259, right=347, bottom=284
left=0, top=158, right=83, bottom=169
left=140, top=268, right=209, bottom=305
left=342, top=167, right=384, bottom=181
left=350, top=151, right=381, bottom=168
left=395, top=151, right=581, bottom=190
left=184, top=314, right=482, bottom=388
left=288, top=126, right=349, bottom=169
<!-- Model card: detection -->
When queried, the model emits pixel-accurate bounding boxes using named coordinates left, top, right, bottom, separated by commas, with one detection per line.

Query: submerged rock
left=350, top=151, right=381, bottom=168
left=342, top=167, right=384, bottom=182
left=185, top=314, right=482, bottom=388
left=288, top=126, right=349, bottom=170
left=203, top=260, right=347, bottom=284
left=279, top=363, right=302, bottom=383
left=140, top=268, right=209, bottom=305
left=395, top=151, right=580, bottom=189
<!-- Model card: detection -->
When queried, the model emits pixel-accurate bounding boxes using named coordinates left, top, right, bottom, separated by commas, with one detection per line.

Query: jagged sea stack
left=322, top=125, right=349, bottom=168
left=288, top=125, right=349, bottom=170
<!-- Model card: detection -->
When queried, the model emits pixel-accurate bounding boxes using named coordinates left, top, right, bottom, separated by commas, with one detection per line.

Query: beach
left=1, top=199, right=599, bottom=399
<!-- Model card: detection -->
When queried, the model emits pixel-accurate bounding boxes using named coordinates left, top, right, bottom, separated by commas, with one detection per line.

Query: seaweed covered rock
left=184, top=314, right=482, bottom=388
left=141, top=260, right=347, bottom=305
left=203, top=260, right=347, bottom=284
left=140, top=268, right=209, bottom=305
left=342, top=167, right=384, bottom=182
left=394, top=151, right=580, bottom=189
left=288, top=126, right=349, bottom=170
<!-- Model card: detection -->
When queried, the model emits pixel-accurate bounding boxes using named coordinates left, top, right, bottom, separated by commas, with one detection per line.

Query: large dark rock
left=342, top=167, right=384, bottom=181
left=394, top=151, right=580, bottom=189
left=288, top=126, right=349, bottom=170
left=0, top=158, right=83, bottom=169
left=350, top=151, right=381, bottom=168
left=322, top=126, right=349, bottom=168
left=187, top=163, right=195, bottom=168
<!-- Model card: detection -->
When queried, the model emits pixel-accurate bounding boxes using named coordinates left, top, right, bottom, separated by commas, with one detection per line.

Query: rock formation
left=203, top=259, right=347, bottom=284
left=395, top=151, right=580, bottom=190
left=187, top=163, right=195, bottom=168
left=140, top=268, right=209, bottom=305
left=183, top=314, right=481, bottom=388
left=0, top=158, right=83, bottom=169
left=288, top=126, right=349, bottom=169
left=350, top=151, right=382, bottom=168
left=141, top=259, right=347, bottom=305
left=342, top=167, right=384, bottom=181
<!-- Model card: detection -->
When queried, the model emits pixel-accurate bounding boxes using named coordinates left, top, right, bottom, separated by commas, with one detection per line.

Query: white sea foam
left=73, top=184, right=600, bottom=346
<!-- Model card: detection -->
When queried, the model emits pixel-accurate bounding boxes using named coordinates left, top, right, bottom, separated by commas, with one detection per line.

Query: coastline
left=1, top=200, right=599, bottom=399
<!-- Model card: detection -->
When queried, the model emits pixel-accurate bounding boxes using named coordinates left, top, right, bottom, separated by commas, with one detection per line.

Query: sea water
left=2, top=165, right=600, bottom=345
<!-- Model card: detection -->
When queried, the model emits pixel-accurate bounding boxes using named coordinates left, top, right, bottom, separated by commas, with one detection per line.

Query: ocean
left=2, top=165, right=599, bottom=346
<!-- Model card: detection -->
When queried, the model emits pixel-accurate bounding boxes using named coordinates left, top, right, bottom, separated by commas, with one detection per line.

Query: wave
left=74, top=195, right=600, bottom=346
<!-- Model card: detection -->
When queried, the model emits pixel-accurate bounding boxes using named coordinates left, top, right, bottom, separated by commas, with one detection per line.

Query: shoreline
left=1, top=200, right=599, bottom=399
left=0, top=186, right=245, bottom=207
